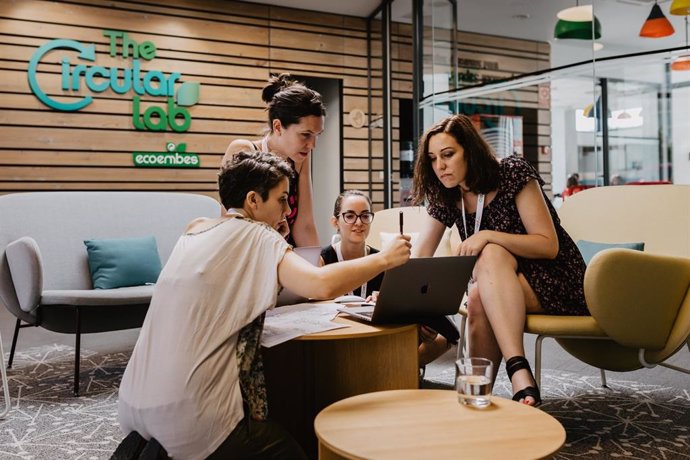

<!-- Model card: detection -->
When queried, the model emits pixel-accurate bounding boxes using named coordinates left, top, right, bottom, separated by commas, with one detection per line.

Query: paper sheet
left=261, top=302, right=349, bottom=348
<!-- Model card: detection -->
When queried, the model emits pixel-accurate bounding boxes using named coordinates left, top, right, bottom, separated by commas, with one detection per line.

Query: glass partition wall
left=370, top=0, right=690, bottom=209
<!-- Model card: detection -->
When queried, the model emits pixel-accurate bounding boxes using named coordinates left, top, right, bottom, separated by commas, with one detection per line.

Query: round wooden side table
left=315, top=389, right=565, bottom=459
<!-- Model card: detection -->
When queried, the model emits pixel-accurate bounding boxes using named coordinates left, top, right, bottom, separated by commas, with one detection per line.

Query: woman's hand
left=457, top=230, right=492, bottom=256
left=276, top=219, right=290, bottom=238
left=365, top=291, right=379, bottom=303
left=381, top=234, right=412, bottom=269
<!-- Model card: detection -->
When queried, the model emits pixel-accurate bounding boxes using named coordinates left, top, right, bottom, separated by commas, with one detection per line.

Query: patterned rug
left=1, top=345, right=689, bottom=459
left=423, top=366, right=690, bottom=459
left=0, top=344, right=126, bottom=459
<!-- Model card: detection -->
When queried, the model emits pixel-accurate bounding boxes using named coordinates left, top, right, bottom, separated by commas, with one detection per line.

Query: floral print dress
left=427, top=155, right=588, bottom=315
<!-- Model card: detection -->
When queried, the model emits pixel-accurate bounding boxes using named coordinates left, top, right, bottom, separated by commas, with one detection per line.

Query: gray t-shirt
left=118, top=215, right=289, bottom=460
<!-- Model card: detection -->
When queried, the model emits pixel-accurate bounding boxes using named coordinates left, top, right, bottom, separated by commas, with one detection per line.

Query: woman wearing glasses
left=320, top=190, right=383, bottom=299
left=223, top=73, right=325, bottom=247
left=320, top=190, right=449, bottom=367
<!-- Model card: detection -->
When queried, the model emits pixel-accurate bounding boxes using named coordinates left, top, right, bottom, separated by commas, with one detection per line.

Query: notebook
left=336, top=256, right=476, bottom=342
left=276, top=246, right=322, bottom=306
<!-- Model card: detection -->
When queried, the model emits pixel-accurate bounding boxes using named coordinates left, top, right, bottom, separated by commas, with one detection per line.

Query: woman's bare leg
left=466, top=286, right=502, bottom=382
left=419, top=334, right=450, bottom=367
left=472, top=244, right=543, bottom=405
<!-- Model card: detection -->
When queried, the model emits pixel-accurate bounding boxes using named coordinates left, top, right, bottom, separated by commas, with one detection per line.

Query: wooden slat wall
left=0, top=0, right=377, bottom=202
left=0, top=0, right=551, bottom=204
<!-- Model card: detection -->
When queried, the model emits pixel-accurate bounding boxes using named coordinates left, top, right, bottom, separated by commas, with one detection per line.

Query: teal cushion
left=576, top=240, right=645, bottom=265
left=84, top=236, right=162, bottom=289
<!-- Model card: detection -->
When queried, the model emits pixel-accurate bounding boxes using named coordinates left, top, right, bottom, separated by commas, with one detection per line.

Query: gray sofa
left=0, top=192, right=221, bottom=394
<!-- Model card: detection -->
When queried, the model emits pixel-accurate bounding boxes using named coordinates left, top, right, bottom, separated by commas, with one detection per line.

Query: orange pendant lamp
left=672, top=16, right=690, bottom=70
left=672, top=57, right=690, bottom=70
left=640, top=3, right=675, bottom=38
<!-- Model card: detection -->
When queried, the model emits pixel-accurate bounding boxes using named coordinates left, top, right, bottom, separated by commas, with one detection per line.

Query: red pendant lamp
left=640, top=3, right=675, bottom=38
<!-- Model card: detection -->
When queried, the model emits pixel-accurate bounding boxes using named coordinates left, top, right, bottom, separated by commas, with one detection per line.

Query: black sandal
left=505, top=356, right=542, bottom=406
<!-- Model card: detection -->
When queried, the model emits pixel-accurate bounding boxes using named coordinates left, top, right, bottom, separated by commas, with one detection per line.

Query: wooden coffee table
left=263, top=315, right=419, bottom=457
left=315, top=389, right=566, bottom=459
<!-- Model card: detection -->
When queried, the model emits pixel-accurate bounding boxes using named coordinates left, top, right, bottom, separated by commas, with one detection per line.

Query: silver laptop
left=338, top=256, right=476, bottom=324
left=276, top=246, right=322, bottom=306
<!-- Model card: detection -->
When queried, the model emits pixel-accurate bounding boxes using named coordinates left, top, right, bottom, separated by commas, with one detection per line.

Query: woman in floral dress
left=412, top=114, right=588, bottom=406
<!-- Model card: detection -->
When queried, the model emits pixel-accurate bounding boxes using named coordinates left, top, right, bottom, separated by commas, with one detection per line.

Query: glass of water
left=456, top=357, right=493, bottom=409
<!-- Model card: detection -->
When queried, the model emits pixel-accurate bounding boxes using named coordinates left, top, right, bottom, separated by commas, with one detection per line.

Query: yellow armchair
left=552, top=249, right=690, bottom=374
left=458, top=248, right=690, bottom=387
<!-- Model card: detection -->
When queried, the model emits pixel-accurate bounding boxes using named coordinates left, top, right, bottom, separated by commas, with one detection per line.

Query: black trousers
left=206, top=416, right=307, bottom=460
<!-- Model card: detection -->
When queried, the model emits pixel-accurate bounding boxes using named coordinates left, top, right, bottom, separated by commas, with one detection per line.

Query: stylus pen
left=399, top=210, right=404, bottom=235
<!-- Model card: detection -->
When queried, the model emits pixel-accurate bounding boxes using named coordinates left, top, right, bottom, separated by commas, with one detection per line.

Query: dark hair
left=333, top=190, right=372, bottom=216
left=412, top=114, right=500, bottom=207
left=566, top=174, right=579, bottom=188
left=218, top=151, right=294, bottom=209
left=261, top=73, right=326, bottom=130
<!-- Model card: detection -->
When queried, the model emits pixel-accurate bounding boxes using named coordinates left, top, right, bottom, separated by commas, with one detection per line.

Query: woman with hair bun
left=223, top=73, right=326, bottom=247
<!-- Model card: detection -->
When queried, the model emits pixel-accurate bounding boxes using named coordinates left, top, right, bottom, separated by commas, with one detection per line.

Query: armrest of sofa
left=584, top=248, right=690, bottom=350
left=5, top=236, right=44, bottom=314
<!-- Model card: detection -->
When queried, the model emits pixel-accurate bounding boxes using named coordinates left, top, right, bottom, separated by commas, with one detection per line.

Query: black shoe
left=139, top=438, right=169, bottom=460
left=111, top=431, right=147, bottom=460
left=505, top=356, right=542, bottom=406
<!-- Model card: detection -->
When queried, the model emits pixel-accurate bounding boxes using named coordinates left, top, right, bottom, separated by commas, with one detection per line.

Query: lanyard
left=461, top=192, right=485, bottom=238
left=334, top=242, right=369, bottom=298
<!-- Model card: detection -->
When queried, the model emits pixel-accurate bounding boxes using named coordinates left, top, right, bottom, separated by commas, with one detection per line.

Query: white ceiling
left=244, top=0, right=690, bottom=107
left=244, top=0, right=688, bottom=59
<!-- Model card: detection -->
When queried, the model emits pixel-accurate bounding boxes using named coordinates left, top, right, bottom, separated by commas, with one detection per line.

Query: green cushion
left=576, top=240, right=644, bottom=265
left=84, top=236, right=162, bottom=289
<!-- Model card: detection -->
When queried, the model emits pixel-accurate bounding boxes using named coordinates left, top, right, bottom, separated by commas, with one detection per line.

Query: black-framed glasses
left=338, top=211, right=374, bottom=225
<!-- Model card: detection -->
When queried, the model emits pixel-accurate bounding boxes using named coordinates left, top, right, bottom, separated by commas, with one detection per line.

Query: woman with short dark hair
left=222, top=74, right=326, bottom=247
left=412, top=115, right=587, bottom=406
left=118, top=151, right=411, bottom=459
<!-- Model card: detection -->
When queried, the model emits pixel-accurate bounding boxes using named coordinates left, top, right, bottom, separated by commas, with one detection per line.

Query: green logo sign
left=133, top=142, right=200, bottom=168
left=28, top=30, right=200, bottom=132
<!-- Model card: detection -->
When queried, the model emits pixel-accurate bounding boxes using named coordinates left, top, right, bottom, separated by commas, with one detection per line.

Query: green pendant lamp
left=640, top=3, right=675, bottom=38
left=554, top=3, right=602, bottom=40
left=555, top=16, right=602, bottom=40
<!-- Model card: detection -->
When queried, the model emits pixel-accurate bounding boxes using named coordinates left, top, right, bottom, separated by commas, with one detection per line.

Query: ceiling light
left=593, top=42, right=604, bottom=51
left=557, top=5, right=593, bottom=21
left=555, top=16, right=602, bottom=40
left=670, top=0, right=690, bottom=15
left=640, top=3, right=675, bottom=38
left=671, top=56, right=690, bottom=70
left=672, top=16, right=690, bottom=70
